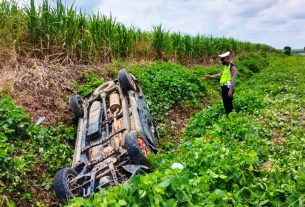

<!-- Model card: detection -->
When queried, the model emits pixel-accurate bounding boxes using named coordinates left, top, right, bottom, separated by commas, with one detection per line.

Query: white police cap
left=218, top=51, right=231, bottom=58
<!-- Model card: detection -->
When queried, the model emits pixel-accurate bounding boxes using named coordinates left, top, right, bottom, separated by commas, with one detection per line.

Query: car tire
left=124, top=131, right=151, bottom=167
left=53, top=167, right=80, bottom=203
left=70, top=95, right=84, bottom=118
left=142, top=112, right=159, bottom=148
left=118, top=69, right=137, bottom=92
left=136, top=96, right=159, bottom=148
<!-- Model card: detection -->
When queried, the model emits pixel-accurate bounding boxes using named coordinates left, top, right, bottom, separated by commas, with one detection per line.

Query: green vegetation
left=0, top=96, right=73, bottom=206
left=75, top=72, right=104, bottom=97
left=130, top=62, right=209, bottom=122
left=0, top=0, right=275, bottom=64
left=128, top=53, right=269, bottom=123
left=235, top=52, right=269, bottom=74
left=68, top=56, right=305, bottom=206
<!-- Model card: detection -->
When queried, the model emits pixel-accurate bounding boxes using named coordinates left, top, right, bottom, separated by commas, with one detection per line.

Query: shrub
left=236, top=53, right=269, bottom=73
left=284, top=46, right=291, bottom=56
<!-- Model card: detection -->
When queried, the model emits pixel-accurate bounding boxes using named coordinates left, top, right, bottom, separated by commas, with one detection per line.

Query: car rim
left=137, top=137, right=149, bottom=156
left=67, top=174, right=80, bottom=195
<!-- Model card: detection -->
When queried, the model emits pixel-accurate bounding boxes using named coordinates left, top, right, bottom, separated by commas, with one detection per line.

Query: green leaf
left=118, top=200, right=127, bottom=206
left=259, top=200, right=270, bottom=206
left=6, top=199, right=16, bottom=207
left=248, top=150, right=257, bottom=158
left=219, top=174, right=228, bottom=179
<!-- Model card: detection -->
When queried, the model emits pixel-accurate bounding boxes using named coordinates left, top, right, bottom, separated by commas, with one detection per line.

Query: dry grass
left=0, top=48, right=107, bottom=125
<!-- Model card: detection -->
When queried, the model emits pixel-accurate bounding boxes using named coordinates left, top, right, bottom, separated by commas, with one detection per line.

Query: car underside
left=53, top=69, right=158, bottom=203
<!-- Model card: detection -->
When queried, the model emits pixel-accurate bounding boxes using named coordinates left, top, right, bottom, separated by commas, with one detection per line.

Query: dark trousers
left=221, top=86, right=234, bottom=115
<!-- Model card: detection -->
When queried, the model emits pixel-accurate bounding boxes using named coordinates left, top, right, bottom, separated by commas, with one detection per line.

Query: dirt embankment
left=0, top=48, right=109, bottom=125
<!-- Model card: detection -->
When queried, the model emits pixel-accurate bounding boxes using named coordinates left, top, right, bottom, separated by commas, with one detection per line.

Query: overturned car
left=53, top=69, right=159, bottom=202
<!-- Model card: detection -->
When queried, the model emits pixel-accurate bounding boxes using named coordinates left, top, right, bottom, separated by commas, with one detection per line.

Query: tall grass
left=0, top=0, right=275, bottom=64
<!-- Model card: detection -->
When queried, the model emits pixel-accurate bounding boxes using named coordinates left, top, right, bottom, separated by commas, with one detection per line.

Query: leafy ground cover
left=129, top=53, right=269, bottom=124
left=0, top=96, right=74, bottom=206
left=130, top=62, right=209, bottom=123
left=68, top=55, right=305, bottom=206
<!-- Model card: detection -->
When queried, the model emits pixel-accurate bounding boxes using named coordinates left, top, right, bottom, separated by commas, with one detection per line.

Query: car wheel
left=124, top=131, right=151, bottom=167
left=70, top=95, right=84, bottom=118
left=53, top=167, right=80, bottom=203
left=118, top=69, right=137, bottom=92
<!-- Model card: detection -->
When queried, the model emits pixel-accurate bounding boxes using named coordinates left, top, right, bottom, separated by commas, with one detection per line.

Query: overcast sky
left=20, top=0, right=305, bottom=49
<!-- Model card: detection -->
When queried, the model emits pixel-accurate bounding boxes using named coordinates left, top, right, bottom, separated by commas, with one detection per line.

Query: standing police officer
left=205, top=51, right=237, bottom=115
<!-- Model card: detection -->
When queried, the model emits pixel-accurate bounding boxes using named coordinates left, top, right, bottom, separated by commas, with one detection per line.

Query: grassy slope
left=68, top=55, right=305, bottom=206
